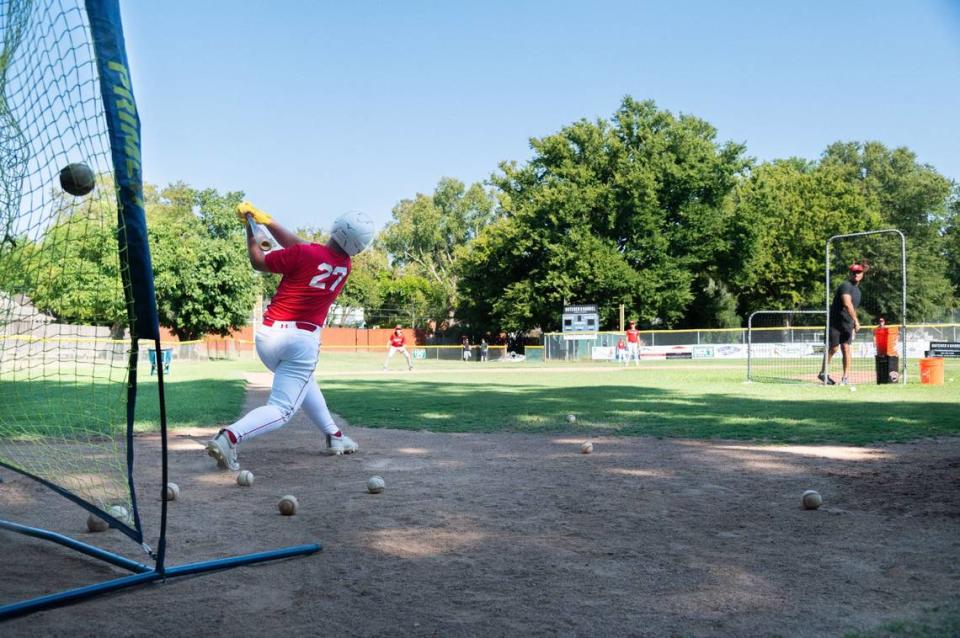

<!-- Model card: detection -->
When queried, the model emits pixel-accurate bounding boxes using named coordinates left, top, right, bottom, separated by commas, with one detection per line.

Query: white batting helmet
left=331, top=210, right=374, bottom=256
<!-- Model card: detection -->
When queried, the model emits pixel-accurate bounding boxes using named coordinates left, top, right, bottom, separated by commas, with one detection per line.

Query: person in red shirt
left=616, top=338, right=627, bottom=364
left=383, top=325, right=414, bottom=371
left=625, top=320, right=643, bottom=367
left=206, top=202, right=374, bottom=472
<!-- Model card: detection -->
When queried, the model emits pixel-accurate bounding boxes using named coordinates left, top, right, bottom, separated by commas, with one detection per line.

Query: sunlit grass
left=3, top=356, right=957, bottom=445
left=313, top=357, right=960, bottom=444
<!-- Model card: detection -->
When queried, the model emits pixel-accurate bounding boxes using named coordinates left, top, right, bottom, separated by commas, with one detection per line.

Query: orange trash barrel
left=919, top=357, right=944, bottom=385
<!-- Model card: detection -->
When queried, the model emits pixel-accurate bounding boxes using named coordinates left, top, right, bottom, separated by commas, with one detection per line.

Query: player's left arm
left=236, top=200, right=308, bottom=249
left=264, top=219, right=310, bottom=249
left=245, top=221, right=269, bottom=272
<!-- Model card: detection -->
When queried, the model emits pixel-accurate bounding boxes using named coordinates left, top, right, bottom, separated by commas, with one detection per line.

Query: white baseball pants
left=384, top=346, right=412, bottom=368
left=227, top=323, right=339, bottom=443
left=627, top=342, right=640, bottom=365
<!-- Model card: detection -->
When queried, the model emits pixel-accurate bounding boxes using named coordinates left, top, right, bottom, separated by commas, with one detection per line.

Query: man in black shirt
left=819, top=263, right=865, bottom=385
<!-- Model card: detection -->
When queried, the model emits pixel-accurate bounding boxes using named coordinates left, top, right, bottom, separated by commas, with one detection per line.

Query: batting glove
left=236, top=201, right=272, bottom=225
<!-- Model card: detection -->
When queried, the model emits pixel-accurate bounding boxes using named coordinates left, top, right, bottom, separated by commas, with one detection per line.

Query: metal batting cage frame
left=824, top=229, right=907, bottom=385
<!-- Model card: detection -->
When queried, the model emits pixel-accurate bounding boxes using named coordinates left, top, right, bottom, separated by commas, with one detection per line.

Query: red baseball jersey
left=617, top=340, right=626, bottom=350
left=264, top=243, right=351, bottom=326
left=626, top=328, right=641, bottom=343
left=389, top=333, right=406, bottom=348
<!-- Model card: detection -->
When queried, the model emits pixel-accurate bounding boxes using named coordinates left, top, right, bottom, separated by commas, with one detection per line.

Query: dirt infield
left=2, top=384, right=958, bottom=637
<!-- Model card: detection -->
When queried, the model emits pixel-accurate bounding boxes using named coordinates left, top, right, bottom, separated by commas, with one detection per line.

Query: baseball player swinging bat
left=245, top=213, right=274, bottom=251
left=204, top=205, right=376, bottom=472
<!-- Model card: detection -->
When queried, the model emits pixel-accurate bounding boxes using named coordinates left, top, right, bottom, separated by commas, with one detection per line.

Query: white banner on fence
left=592, top=346, right=615, bottom=360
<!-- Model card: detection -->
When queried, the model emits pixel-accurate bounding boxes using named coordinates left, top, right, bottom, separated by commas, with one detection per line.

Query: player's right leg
left=819, top=331, right=841, bottom=384
left=840, top=342, right=853, bottom=384
left=207, top=327, right=318, bottom=469
left=302, top=382, right=359, bottom=455
left=206, top=431, right=238, bottom=471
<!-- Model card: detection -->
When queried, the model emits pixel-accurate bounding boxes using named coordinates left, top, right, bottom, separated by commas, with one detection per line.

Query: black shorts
left=829, top=325, right=854, bottom=347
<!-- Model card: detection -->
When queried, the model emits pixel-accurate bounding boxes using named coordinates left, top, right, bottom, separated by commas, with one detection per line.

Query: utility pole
left=619, top=304, right=625, bottom=332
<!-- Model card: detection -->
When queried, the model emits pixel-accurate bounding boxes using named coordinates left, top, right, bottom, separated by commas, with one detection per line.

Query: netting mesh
left=747, top=311, right=831, bottom=383
left=0, top=0, right=137, bottom=535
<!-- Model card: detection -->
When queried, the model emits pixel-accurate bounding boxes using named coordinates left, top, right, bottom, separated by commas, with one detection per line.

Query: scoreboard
left=562, top=304, right=599, bottom=333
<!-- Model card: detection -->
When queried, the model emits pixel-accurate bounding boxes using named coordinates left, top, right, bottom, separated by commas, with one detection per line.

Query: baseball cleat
left=206, top=430, right=239, bottom=471
left=325, top=433, right=359, bottom=456
left=817, top=372, right=837, bottom=385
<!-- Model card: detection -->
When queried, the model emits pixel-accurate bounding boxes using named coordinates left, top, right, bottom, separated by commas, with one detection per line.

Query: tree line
left=2, top=97, right=957, bottom=339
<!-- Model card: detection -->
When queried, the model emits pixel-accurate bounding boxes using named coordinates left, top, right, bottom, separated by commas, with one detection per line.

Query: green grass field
left=313, top=356, right=960, bottom=444
left=3, top=356, right=959, bottom=444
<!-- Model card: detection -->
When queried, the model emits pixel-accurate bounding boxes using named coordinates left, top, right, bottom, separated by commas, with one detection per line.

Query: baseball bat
left=245, top=213, right=273, bottom=251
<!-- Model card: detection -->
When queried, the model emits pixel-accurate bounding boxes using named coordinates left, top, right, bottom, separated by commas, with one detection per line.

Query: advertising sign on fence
left=927, top=342, right=960, bottom=358
left=591, top=346, right=615, bottom=360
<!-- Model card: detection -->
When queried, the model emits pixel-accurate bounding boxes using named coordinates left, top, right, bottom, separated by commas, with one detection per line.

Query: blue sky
left=120, top=1, right=960, bottom=231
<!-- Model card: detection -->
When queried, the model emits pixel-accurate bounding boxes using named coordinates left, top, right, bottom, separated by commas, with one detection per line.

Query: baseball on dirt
left=162, top=482, right=180, bottom=501
left=580, top=441, right=593, bottom=454
left=86, top=513, right=109, bottom=533
left=108, top=504, right=129, bottom=521
left=278, top=495, right=299, bottom=516
left=566, top=414, right=577, bottom=424
left=237, top=470, right=255, bottom=487
left=802, top=490, right=823, bottom=510
left=367, top=476, right=386, bottom=494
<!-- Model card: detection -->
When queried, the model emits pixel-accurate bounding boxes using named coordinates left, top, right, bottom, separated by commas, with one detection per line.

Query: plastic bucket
left=873, top=327, right=888, bottom=353
left=873, top=326, right=899, bottom=356
left=919, top=357, right=944, bottom=385
left=884, top=326, right=899, bottom=356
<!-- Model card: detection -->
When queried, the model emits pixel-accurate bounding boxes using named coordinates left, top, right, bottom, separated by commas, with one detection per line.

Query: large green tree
left=945, top=189, right=960, bottom=304
left=26, top=189, right=127, bottom=334
left=380, top=177, right=495, bottom=321
left=458, top=97, right=748, bottom=333
left=725, top=158, right=880, bottom=316
left=147, top=184, right=260, bottom=341
left=820, top=142, right=955, bottom=322
left=368, top=271, right=447, bottom=329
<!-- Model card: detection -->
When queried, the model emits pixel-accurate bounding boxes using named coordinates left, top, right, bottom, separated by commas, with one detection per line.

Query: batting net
left=1, top=1, right=323, bottom=619
left=1, top=0, right=161, bottom=586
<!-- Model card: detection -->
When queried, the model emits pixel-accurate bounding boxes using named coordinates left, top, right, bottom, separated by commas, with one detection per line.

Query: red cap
left=849, top=263, right=865, bottom=273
